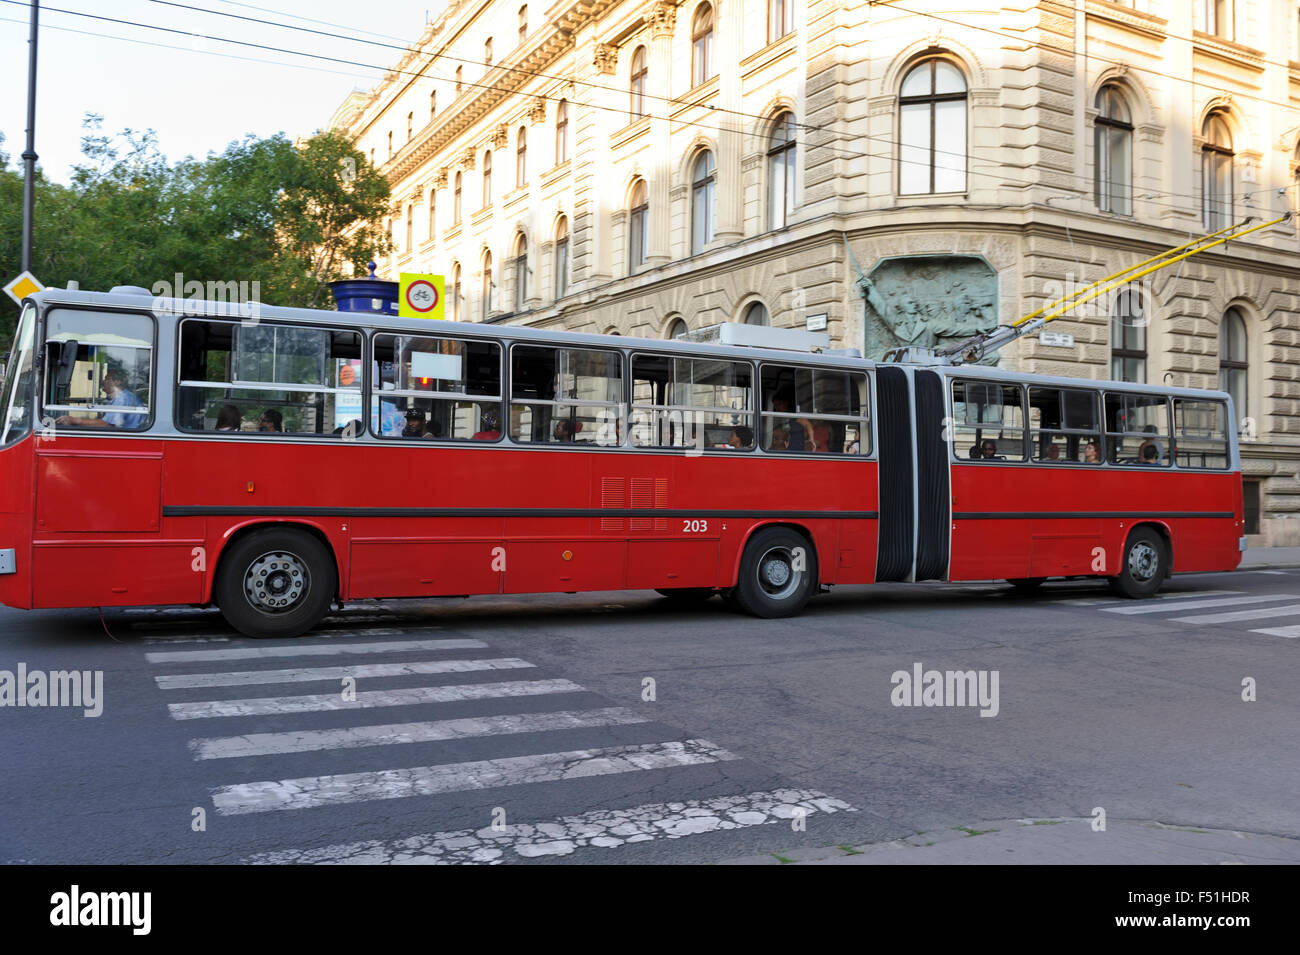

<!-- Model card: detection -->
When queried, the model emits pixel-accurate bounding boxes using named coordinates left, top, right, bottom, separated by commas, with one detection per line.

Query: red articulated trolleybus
left=0, top=272, right=1244, bottom=638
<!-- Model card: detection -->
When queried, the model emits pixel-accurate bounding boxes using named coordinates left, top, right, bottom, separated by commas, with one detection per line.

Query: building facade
left=330, top=0, right=1300, bottom=543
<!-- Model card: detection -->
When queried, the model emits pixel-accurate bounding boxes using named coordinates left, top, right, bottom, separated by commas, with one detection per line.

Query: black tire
left=1107, top=527, right=1168, bottom=599
left=654, top=587, right=715, bottom=602
left=214, top=527, right=336, bottom=637
left=1007, top=577, right=1047, bottom=593
left=729, top=527, right=817, bottom=619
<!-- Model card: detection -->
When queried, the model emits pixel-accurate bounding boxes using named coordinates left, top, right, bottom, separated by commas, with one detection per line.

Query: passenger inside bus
left=1140, top=443, right=1159, bottom=464
left=402, top=409, right=430, bottom=437
left=258, top=409, right=283, bottom=432
left=472, top=409, right=501, bottom=441
left=215, top=404, right=241, bottom=431
left=1084, top=440, right=1101, bottom=463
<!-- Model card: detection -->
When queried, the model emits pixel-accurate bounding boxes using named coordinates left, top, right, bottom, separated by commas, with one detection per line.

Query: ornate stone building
left=331, top=0, right=1300, bottom=543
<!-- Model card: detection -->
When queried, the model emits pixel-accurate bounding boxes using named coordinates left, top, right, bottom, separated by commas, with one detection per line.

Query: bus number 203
left=683, top=520, right=709, bottom=533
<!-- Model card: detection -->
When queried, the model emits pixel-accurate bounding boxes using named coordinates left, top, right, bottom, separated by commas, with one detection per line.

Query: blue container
left=329, top=262, right=399, bottom=316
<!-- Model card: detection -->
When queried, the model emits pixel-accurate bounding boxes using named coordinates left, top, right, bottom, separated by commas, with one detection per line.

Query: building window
left=767, top=111, right=797, bottom=229
left=369, top=147, right=374, bottom=166
left=407, top=112, right=413, bottom=141
left=516, top=127, right=527, bottom=187
left=630, top=46, right=648, bottom=120
left=691, top=150, right=716, bottom=254
left=482, top=150, right=492, bottom=207
left=629, top=179, right=649, bottom=273
left=1111, top=288, right=1147, bottom=383
left=768, top=0, right=791, bottom=43
left=481, top=252, right=494, bottom=321
left=666, top=317, right=688, bottom=340
left=453, top=171, right=463, bottom=224
left=513, top=235, right=529, bottom=310
left=744, top=302, right=770, bottom=325
left=456, top=66, right=463, bottom=94
left=556, top=100, right=569, bottom=163
left=1220, top=307, right=1248, bottom=426
left=1094, top=85, right=1132, bottom=215
left=899, top=58, right=967, bottom=195
left=554, top=216, right=570, bottom=299
left=405, top=205, right=413, bottom=251
left=519, top=6, right=527, bottom=45
left=451, top=264, right=462, bottom=321
left=692, top=4, right=714, bottom=87
left=387, top=130, right=393, bottom=159
left=430, top=90, right=436, bottom=122
left=485, top=37, right=493, bottom=67
left=1202, top=113, right=1233, bottom=230
left=427, top=190, right=436, bottom=241
left=1203, top=0, right=1232, bottom=39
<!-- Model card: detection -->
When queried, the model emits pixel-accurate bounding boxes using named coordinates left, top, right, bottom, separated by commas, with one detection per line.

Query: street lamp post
left=21, top=1, right=40, bottom=274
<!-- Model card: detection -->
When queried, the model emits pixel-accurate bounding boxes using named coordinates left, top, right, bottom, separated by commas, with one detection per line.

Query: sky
left=0, top=0, right=439, bottom=183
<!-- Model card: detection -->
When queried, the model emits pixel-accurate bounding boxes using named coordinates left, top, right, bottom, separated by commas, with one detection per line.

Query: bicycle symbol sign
left=405, top=280, right=439, bottom=312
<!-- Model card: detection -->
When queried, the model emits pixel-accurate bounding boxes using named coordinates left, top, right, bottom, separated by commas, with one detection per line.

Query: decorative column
left=646, top=1, right=676, bottom=263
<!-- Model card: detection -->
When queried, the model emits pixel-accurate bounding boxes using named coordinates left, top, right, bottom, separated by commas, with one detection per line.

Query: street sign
left=399, top=273, right=445, bottom=319
left=3, top=270, right=44, bottom=307
left=1040, top=331, right=1074, bottom=347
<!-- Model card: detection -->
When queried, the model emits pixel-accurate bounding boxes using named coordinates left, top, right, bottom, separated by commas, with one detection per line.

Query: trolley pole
left=21, top=0, right=40, bottom=273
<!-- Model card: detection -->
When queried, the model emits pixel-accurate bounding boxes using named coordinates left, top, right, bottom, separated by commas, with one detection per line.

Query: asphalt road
left=1, top=569, right=1297, bottom=864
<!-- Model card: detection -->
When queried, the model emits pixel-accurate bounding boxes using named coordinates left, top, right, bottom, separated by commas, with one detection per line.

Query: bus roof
left=24, top=287, right=1233, bottom=404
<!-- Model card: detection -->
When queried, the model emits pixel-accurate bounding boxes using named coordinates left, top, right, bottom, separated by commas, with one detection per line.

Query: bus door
left=874, top=366, right=950, bottom=582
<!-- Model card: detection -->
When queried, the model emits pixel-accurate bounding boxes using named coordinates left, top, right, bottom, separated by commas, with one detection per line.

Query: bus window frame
left=630, top=350, right=759, bottom=453
left=1027, top=385, right=1103, bottom=465
left=1, top=300, right=38, bottom=446
left=39, top=305, right=159, bottom=434
left=173, top=315, right=366, bottom=439
left=948, top=377, right=1027, bottom=463
left=508, top=340, right=627, bottom=449
left=1170, top=395, right=1232, bottom=471
left=756, top=359, right=874, bottom=458
left=370, top=329, right=506, bottom=443
left=1101, top=390, right=1173, bottom=468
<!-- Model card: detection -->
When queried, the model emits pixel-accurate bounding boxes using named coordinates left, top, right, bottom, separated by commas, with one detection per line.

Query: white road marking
left=1248, top=625, right=1300, bottom=639
left=146, top=638, right=485, bottom=665
left=168, top=678, right=584, bottom=720
left=1170, top=603, right=1300, bottom=625
left=1055, top=590, right=1240, bottom=606
left=1101, top=594, right=1297, bottom=615
left=189, top=707, right=650, bottom=759
left=212, top=738, right=739, bottom=815
left=156, top=658, right=533, bottom=689
left=242, top=788, right=857, bottom=863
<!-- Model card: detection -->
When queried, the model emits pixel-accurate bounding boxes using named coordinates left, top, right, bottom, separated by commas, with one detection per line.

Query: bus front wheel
left=1107, top=527, right=1167, bottom=599
left=215, top=528, right=336, bottom=638
left=730, top=527, right=817, bottom=619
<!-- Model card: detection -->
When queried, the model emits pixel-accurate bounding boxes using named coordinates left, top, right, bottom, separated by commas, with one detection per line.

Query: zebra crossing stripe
left=241, top=788, right=857, bottom=862
left=1170, top=603, right=1300, bottom=625
left=1101, top=594, right=1298, bottom=615
left=1055, top=590, right=1240, bottom=606
left=1248, top=625, right=1300, bottom=639
left=155, top=658, right=534, bottom=689
left=145, top=638, right=486, bottom=665
left=188, top=707, right=650, bottom=759
left=168, top=678, right=585, bottom=720
left=211, top=738, right=739, bottom=815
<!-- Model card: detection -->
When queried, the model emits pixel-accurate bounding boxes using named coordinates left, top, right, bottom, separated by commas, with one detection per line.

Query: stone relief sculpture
left=863, top=255, right=999, bottom=362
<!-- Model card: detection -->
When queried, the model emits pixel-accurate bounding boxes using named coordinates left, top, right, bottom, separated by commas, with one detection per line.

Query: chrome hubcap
left=244, top=550, right=309, bottom=613
left=1128, top=541, right=1159, bottom=582
left=757, top=546, right=800, bottom=600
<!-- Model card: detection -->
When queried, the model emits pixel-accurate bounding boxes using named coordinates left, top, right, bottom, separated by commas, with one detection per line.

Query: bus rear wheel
left=730, top=527, right=817, bottom=619
left=1107, top=527, right=1167, bottom=599
left=215, top=528, right=335, bottom=638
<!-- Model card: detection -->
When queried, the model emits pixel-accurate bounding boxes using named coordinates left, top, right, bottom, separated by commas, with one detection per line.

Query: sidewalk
left=718, top=818, right=1300, bottom=865
left=1237, top=545, right=1300, bottom=570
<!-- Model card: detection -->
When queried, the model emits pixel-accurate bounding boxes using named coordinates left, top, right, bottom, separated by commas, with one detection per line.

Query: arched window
left=482, top=150, right=493, bottom=207
left=666, top=317, right=689, bottom=340
left=453, top=171, right=463, bottom=224
left=427, top=190, right=436, bottom=240
left=692, top=4, right=714, bottom=87
left=767, top=111, right=797, bottom=229
left=485, top=37, right=493, bottom=67
left=405, top=205, right=414, bottom=251
left=744, top=302, right=770, bottom=326
left=768, top=0, right=791, bottom=43
left=519, top=6, right=528, bottom=45
left=554, top=216, right=570, bottom=298
left=1095, top=85, right=1132, bottom=215
left=556, top=100, right=570, bottom=163
left=628, top=179, right=649, bottom=273
left=481, top=252, right=494, bottom=321
left=1202, top=113, right=1233, bottom=230
left=513, top=235, right=529, bottom=310
left=1220, top=307, right=1248, bottom=423
left=516, top=127, right=527, bottom=187
left=899, top=58, right=967, bottom=195
left=430, top=90, right=436, bottom=122
left=630, top=46, right=648, bottom=120
left=451, top=263, right=462, bottom=321
left=691, top=150, right=716, bottom=255
left=1111, top=287, right=1147, bottom=383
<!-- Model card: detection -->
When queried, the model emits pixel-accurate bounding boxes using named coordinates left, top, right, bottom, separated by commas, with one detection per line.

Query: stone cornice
left=1084, top=0, right=1167, bottom=41
left=1192, top=31, right=1266, bottom=72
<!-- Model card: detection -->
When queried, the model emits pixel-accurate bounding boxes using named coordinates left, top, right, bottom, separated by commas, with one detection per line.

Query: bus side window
left=632, top=354, right=754, bottom=450
left=758, top=364, right=867, bottom=454
left=42, top=309, right=154, bottom=432
left=510, top=345, right=622, bottom=445
left=1173, top=398, right=1229, bottom=469
left=951, top=379, right=1024, bottom=461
